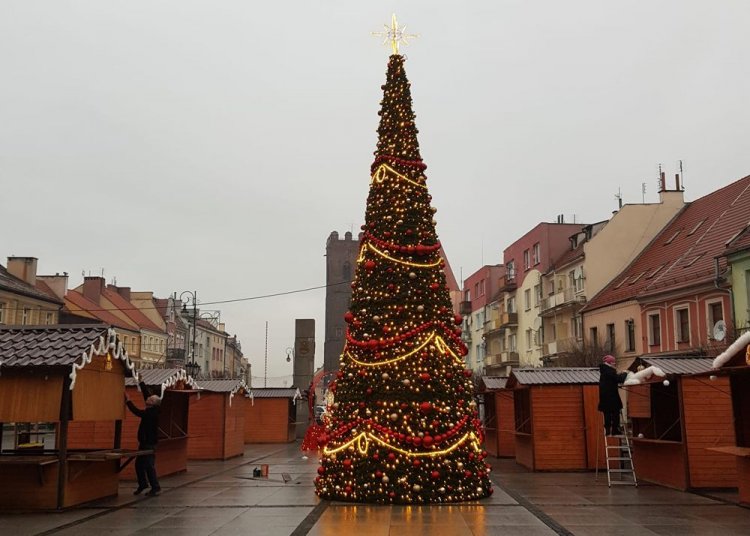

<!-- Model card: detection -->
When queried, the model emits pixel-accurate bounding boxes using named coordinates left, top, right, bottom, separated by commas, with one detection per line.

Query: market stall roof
left=195, top=378, right=251, bottom=405
left=507, top=367, right=599, bottom=388
left=481, top=376, right=508, bottom=391
left=636, top=356, right=714, bottom=375
left=125, top=367, right=199, bottom=397
left=251, top=387, right=301, bottom=400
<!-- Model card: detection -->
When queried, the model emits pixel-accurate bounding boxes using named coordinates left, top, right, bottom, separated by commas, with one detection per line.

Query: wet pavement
left=1, top=441, right=749, bottom=535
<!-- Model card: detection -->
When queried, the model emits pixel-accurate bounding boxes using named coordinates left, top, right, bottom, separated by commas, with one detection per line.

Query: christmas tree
left=315, top=25, right=492, bottom=504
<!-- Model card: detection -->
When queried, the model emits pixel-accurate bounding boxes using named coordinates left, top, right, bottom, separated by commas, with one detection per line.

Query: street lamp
left=179, top=290, right=200, bottom=379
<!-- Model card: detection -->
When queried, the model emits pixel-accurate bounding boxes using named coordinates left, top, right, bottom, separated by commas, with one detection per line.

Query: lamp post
left=180, top=290, right=200, bottom=379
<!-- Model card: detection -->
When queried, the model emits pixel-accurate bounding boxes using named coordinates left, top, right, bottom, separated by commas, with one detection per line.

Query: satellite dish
left=533, top=316, right=542, bottom=330
left=713, top=320, right=726, bottom=341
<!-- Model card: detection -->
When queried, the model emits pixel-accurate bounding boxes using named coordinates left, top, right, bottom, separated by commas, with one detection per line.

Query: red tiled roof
left=64, top=290, right=139, bottom=331
left=585, top=175, right=750, bottom=311
left=0, top=265, right=63, bottom=305
left=102, top=288, right=164, bottom=333
left=723, top=226, right=750, bottom=257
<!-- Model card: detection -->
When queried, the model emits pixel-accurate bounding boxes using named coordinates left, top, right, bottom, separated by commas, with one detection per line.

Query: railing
left=484, top=318, right=503, bottom=334
left=540, top=287, right=586, bottom=314
left=459, top=301, right=472, bottom=315
left=499, top=312, right=518, bottom=327
left=485, top=353, right=503, bottom=366
left=542, top=337, right=577, bottom=356
left=500, top=351, right=519, bottom=365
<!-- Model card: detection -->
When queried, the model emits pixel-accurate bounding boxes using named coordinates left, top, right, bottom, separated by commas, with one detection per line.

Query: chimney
left=675, top=173, right=681, bottom=191
left=219, top=322, right=226, bottom=332
left=6, top=257, right=38, bottom=286
left=83, top=276, right=105, bottom=304
left=37, top=272, right=69, bottom=300
left=108, top=285, right=131, bottom=302
left=659, top=171, right=666, bottom=193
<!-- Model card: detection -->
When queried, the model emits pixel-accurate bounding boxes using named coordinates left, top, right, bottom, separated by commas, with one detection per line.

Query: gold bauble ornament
left=390, top=413, right=399, bottom=421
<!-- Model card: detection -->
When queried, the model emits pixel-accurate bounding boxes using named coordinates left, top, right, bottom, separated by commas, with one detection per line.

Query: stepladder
left=601, top=412, right=638, bottom=487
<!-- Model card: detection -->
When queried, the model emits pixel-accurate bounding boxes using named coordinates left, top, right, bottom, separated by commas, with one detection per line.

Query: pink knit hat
left=603, top=355, right=616, bottom=365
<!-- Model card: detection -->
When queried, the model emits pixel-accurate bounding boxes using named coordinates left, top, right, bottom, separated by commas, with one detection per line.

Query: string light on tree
left=314, top=15, right=492, bottom=504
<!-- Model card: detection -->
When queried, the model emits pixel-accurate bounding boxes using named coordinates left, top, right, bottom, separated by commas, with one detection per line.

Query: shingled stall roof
left=250, top=387, right=300, bottom=399
left=506, top=367, right=600, bottom=388
left=584, top=174, right=750, bottom=312
left=635, top=356, right=715, bottom=375
left=481, top=376, right=508, bottom=391
left=0, top=324, right=113, bottom=368
left=125, top=367, right=200, bottom=397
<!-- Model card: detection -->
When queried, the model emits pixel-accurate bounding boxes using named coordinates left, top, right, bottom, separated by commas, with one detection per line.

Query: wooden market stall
left=68, top=368, right=198, bottom=480
left=699, top=334, right=750, bottom=505
left=480, top=376, right=515, bottom=458
left=626, top=356, right=736, bottom=491
left=506, top=368, right=605, bottom=471
left=244, top=388, right=300, bottom=444
left=188, top=379, right=251, bottom=460
left=0, top=325, right=140, bottom=510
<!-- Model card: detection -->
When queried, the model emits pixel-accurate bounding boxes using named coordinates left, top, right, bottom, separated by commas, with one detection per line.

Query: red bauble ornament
left=419, top=402, right=432, bottom=413
left=412, top=459, right=421, bottom=467
left=422, top=435, right=434, bottom=447
left=375, top=470, right=383, bottom=478
left=345, top=485, right=352, bottom=493
left=364, top=260, right=376, bottom=271
left=420, top=372, right=431, bottom=381
left=430, top=283, right=439, bottom=290
left=344, top=311, right=354, bottom=323
left=454, top=314, right=463, bottom=325
left=464, top=470, right=473, bottom=478
left=463, top=369, right=473, bottom=377
left=366, top=388, right=373, bottom=395
left=412, top=437, right=422, bottom=446
left=317, top=466, right=325, bottom=475
left=343, top=459, right=352, bottom=468
left=431, top=470, right=440, bottom=479
left=388, top=453, right=396, bottom=461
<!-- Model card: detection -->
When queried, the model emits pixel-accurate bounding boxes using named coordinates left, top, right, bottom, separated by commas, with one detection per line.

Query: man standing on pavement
left=125, top=382, right=162, bottom=496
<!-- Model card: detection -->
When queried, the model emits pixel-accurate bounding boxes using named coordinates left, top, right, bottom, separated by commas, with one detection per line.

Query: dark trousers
left=602, top=411, right=621, bottom=435
left=136, top=444, right=160, bottom=490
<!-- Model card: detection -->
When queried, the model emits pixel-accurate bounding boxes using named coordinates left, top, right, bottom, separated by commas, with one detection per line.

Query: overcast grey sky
left=2, top=1, right=749, bottom=383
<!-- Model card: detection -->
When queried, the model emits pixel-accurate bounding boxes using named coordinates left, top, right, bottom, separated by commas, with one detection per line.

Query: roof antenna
left=614, top=188, right=623, bottom=209
left=679, top=159, right=684, bottom=191
left=641, top=182, right=646, bottom=203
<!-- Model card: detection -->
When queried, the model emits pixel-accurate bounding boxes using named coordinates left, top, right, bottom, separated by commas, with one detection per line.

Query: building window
left=525, top=329, right=532, bottom=349
left=479, top=279, right=486, bottom=296
left=675, top=307, right=690, bottom=343
left=574, top=316, right=583, bottom=340
left=648, top=313, right=661, bottom=346
left=0, top=302, right=5, bottom=324
left=507, top=297, right=516, bottom=313
left=22, top=307, right=30, bottom=325
left=509, top=333, right=517, bottom=352
left=45, top=312, right=53, bottom=324
left=335, top=327, right=343, bottom=338
left=523, top=250, right=530, bottom=270
left=589, top=326, right=598, bottom=346
left=342, top=261, right=352, bottom=281
left=606, top=323, right=615, bottom=353
left=532, top=243, right=541, bottom=265
left=707, top=301, right=724, bottom=330
left=506, top=261, right=515, bottom=280
left=464, top=289, right=471, bottom=302
left=474, top=283, right=479, bottom=297
left=524, top=289, right=531, bottom=311
left=534, top=284, right=542, bottom=307
left=476, top=344, right=485, bottom=365
left=625, top=320, right=636, bottom=352
left=547, top=280, right=555, bottom=296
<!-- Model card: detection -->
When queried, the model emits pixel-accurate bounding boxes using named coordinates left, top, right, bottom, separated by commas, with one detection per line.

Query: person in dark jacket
left=598, top=355, right=629, bottom=436
left=125, top=382, right=162, bottom=496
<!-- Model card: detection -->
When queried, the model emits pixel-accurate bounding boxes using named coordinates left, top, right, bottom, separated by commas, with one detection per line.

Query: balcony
left=540, top=287, right=586, bottom=316
left=499, top=312, right=518, bottom=328
left=499, top=351, right=520, bottom=366
left=542, top=337, right=577, bottom=357
left=500, top=276, right=517, bottom=291
left=485, top=353, right=503, bottom=366
left=459, top=300, right=472, bottom=316
left=484, top=318, right=504, bottom=336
